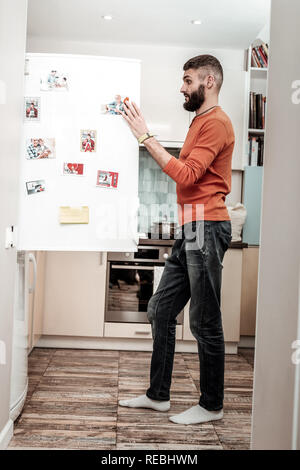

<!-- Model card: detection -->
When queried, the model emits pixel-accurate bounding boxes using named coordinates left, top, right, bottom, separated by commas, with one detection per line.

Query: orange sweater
left=162, top=106, right=235, bottom=225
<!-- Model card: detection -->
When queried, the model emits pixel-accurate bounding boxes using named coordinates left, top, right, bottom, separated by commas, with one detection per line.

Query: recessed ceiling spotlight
left=102, top=15, right=113, bottom=20
left=191, top=19, right=202, bottom=25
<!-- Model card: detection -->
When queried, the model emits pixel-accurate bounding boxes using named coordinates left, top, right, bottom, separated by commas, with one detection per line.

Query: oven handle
left=111, top=264, right=154, bottom=270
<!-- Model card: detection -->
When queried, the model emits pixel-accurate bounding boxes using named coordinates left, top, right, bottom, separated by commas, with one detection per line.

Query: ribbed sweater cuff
left=162, top=156, right=179, bottom=177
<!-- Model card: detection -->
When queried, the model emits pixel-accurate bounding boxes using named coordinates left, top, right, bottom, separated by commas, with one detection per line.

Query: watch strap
left=138, top=132, right=154, bottom=144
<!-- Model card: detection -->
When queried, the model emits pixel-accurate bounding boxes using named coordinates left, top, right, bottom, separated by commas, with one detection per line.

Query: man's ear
left=206, top=74, right=215, bottom=89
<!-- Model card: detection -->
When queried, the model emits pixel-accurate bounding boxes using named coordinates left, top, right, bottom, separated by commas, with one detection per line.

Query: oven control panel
left=107, top=246, right=172, bottom=263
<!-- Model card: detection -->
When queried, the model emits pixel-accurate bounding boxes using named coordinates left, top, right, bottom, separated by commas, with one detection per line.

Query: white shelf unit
left=243, top=42, right=268, bottom=168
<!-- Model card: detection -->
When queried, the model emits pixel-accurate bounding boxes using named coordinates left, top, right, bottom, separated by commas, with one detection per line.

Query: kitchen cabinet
left=42, top=252, right=107, bottom=337
left=183, top=248, right=243, bottom=349
left=142, top=63, right=246, bottom=171
left=40, top=247, right=242, bottom=351
left=104, top=322, right=182, bottom=339
left=142, top=64, right=191, bottom=143
left=240, top=246, right=259, bottom=336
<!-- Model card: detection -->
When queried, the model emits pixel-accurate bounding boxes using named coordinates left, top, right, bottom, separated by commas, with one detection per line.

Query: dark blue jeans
left=146, top=220, right=232, bottom=411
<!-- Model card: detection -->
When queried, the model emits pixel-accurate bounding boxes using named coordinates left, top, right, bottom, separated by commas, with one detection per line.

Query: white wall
left=0, top=0, right=28, bottom=448
left=251, top=0, right=300, bottom=450
left=26, top=36, right=245, bottom=203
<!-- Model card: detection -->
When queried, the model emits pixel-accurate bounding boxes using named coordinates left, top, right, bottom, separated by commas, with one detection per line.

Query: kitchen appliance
left=10, top=251, right=36, bottom=421
left=151, top=218, right=177, bottom=239
left=105, top=245, right=184, bottom=324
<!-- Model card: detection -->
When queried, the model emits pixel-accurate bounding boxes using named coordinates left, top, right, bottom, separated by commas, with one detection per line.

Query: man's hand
left=118, top=101, right=149, bottom=139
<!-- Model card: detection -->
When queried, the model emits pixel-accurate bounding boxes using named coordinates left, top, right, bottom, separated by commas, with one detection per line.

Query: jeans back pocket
left=216, top=221, right=232, bottom=252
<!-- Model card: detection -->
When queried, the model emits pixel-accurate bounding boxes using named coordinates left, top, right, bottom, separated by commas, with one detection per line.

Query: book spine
left=259, top=94, right=263, bottom=129
left=262, top=43, right=269, bottom=59
left=256, top=94, right=261, bottom=129
left=258, top=46, right=268, bottom=67
left=255, top=47, right=265, bottom=67
left=251, top=137, right=258, bottom=166
left=262, top=96, right=266, bottom=129
left=256, top=136, right=265, bottom=166
left=249, top=92, right=252, bottom=128
left=260, top=139, right=264, bottom=165
left=251, top=48, right=260, bottom=67
left=253, top=93, right=257, bottom=128
left=257, top=137, right=262, bottom=166
left=248, top=137, right=252, bottom=166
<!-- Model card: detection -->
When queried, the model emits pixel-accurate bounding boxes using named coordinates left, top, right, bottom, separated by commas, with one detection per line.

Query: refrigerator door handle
left=28, top=252, right=37, bottom=294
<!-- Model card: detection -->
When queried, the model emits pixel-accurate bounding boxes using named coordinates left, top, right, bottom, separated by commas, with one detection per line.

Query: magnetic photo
left=24, top=97, right=40, bottom=121
left=80, top=130, right=96, bottom=152
left=63, top=162, right=84, bottom=175
left=26, top=179, right=46, bottom=195
left=101, top=94, right=129, bottom=115
left=96, top=170, right=119, bottom=188
left=40, top=70, right=69, bottom=91
left=26, top=138, right=56, bottom=159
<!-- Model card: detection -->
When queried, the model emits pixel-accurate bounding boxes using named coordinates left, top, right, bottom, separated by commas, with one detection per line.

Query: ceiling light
left=191, top=19, right=202, bottom=25
left=102, top=15, right=113, bottom=21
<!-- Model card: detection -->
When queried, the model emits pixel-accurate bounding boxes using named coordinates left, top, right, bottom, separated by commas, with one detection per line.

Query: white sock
left=119, top=394, right=170, bottom=412
left=169, top=404, right=223, bottom=425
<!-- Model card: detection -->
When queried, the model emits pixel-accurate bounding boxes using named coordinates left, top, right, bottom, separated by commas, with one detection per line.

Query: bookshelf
left=241, top=39, right=268, bottom=246
left=243, top=40, right=268, bottom=168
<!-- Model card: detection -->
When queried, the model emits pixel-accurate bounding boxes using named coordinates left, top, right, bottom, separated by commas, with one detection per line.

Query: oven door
left=105, top=263, right=184, bottom=324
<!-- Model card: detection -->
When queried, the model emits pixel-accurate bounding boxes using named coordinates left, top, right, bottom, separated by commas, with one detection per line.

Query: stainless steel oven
left=105, top=245, right=184, bottom=324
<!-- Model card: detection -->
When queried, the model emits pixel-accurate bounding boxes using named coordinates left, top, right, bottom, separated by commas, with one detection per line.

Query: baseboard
left=0, top=419, right=13, bottom=450
left=36, top=335, right=238, bottom=354
left=239, top=336, right=255, bottom=348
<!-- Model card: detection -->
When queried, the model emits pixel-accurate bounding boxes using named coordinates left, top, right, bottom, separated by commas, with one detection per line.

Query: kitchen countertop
left=139, top=238, right=248, bottom=249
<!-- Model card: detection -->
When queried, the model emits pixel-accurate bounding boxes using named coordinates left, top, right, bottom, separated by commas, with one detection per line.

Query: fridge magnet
left=26, top=179, right=45, bottom=195
left=96, top=170, right=119, bottom=188
left=101, top=94, right=129, bottom=115
left=80, top=130, right=96, bottom=152
left=59, top=206, right=89, bottom=224
left=40, top=70, right=69, bottom=91
left=24, top=97, right=40, bottom=122
left=63, top=162, right=84, bottom=176
left=26, top=138, right=56, bottom=159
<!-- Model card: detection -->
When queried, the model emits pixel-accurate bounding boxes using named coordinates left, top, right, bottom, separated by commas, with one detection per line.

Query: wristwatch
left=138, top=132, right=154, bottom=144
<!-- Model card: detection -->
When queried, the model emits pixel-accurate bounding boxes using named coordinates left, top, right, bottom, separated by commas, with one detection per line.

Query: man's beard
left=183, top=84, right=205, bottom=112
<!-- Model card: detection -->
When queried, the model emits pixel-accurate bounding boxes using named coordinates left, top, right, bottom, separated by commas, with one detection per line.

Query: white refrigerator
left=9, top=52, right=141, bottom=420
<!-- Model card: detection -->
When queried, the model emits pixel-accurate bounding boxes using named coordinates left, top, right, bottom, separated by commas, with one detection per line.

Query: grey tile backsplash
left=138, top=147, right=180, bottom=233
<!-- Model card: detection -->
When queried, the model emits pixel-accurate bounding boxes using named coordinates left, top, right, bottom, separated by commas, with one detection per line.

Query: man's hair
left=183, top=55, right=223, bottom=91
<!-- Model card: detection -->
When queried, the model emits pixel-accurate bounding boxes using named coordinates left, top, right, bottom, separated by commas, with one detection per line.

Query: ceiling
left=27, top=0, right=271, bottom=49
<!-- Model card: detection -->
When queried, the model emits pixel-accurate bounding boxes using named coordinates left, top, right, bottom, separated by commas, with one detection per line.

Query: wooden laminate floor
left=8, top=347, right=254, bottom=450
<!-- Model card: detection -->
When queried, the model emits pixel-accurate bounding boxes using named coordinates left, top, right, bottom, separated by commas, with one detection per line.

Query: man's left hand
left=118, top=101, right=149, bottom=140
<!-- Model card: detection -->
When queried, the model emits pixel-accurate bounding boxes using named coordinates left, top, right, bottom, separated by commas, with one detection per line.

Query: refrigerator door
left=9, top=251, right=31, bottom=421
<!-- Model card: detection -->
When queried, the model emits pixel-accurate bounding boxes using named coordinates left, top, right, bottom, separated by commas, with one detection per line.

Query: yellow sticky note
left=59, top=206, right=89, bottom=224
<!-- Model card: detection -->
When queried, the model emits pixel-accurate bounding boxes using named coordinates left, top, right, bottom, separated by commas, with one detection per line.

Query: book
left=255, top=47, right=265, bottom=68
left=249, top=92, right=266, bottom=129
left=258, top=46, right=268, bottom=67
left=251, top=42, right=269, bottom=68
left=248, top=137, right=252, bottom=166
left=247, top=135, right=264, bottom=167
left=250, top=137, right=258, bottom=166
